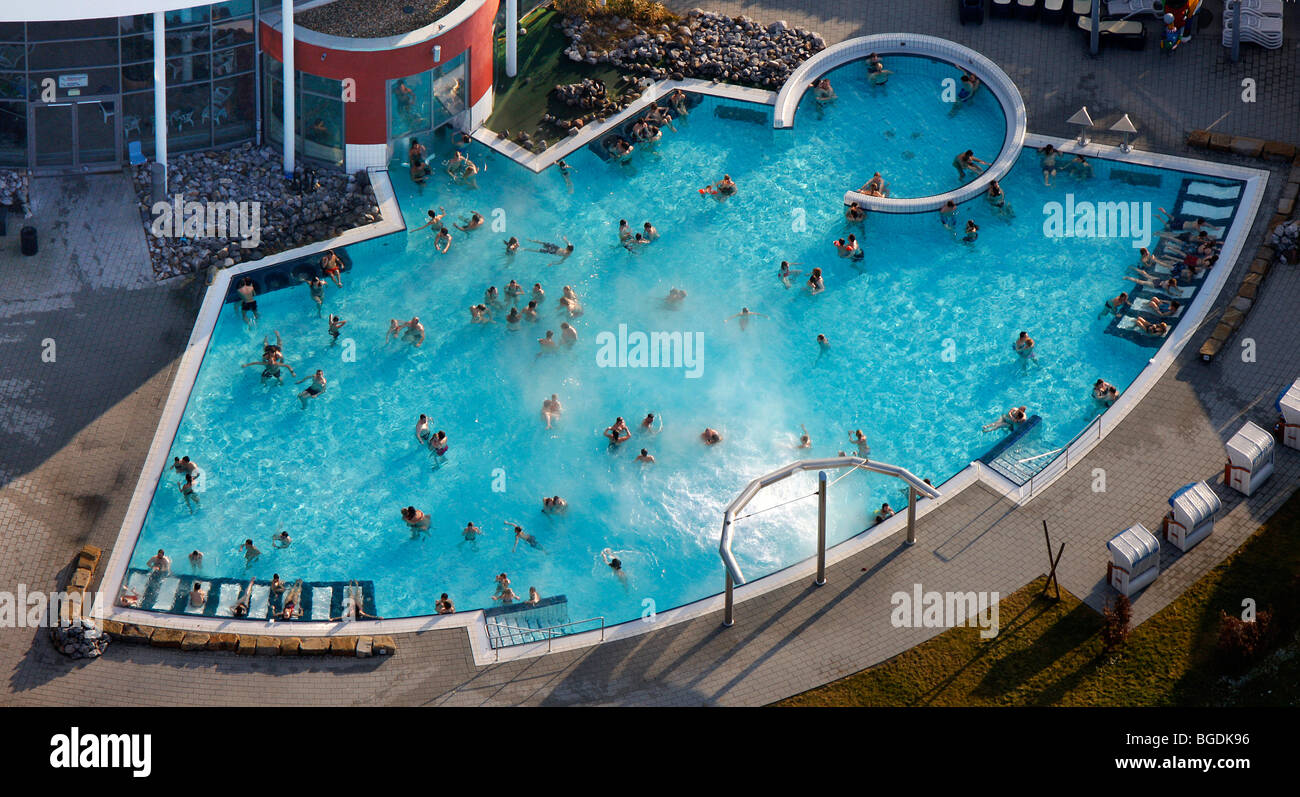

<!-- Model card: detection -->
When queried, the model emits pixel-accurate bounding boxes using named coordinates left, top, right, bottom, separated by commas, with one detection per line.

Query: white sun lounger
left=1187, top=182, right=1241, bottom=200
left=311, top=586, right=334, bottom=620
left=215, top=583, right=243, bottom=616
left=1133, top=296, right=1185, bottom=317
left=1106, top=0, right=1160, bottom=17
left=1177, top=200, right=1235, bottom=221
left=152, top=577, right=181, bottom=611
left=1222, top=12, right=1283, bottom=49
left=182, top=583, right=210, bottom=614
left=1117, top=315, right=1170, bottom=337
left=1227, top=0, right=1284, bottom=17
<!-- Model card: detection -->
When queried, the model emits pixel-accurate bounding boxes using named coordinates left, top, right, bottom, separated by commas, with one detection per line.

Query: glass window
left=301, top=91, right=343, bottom=165
left=212, top=19, right=255, bottom=50
left=301, top=73, right=339, bottom=97
left=213, top=73, right=255, bottom=144
left=122, top=92, right=155, bottom=151
left=168, top=54, right=211, bottom=85
left=165, top=29, right=211, bottom=58
left=121, top=34, right=153, bottom=64
left=0, top=43, right=24, bottom=71
left=120, top=15, right=154, bottom=36
left=432, top=52, right=468, bottom=121
left=388, top=72, right=431, bottom=141
left=0, top=101, right=25, bottom=167
left=29, top=39, right=119, bottom=70
left=121, top=63, right=153, bottom=92
left=0, top=23, right=24, bottom=42
left=28, top=20, right=117, bottom=41
left=167, top=83, right=212, bottom=149
left=0, top=73, right=23, bottom=101
left=263, top=59, right=284, bottom=146
left=213, top=0, right=254, bottom=20
left=212, top=44, right=254, bottom=78
left=165, top=8, right=210, bottom=27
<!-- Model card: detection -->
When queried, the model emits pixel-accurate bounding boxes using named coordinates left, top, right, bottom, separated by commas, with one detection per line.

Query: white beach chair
left=1105, top=0, right=1160, bottom=17
left=1222, top=11, right=1283, bottom=49
left=1227, top=0, right=1284, bottom=17
left=1108, top=524, right=1161, bottom=596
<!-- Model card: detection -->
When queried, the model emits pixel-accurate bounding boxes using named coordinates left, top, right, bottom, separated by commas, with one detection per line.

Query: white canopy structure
left=1107, top=524, right=1161, bottom=596
left=1224, top=420, right=1275, bottom=496
left=1164, top=481, right=1221, bottom=552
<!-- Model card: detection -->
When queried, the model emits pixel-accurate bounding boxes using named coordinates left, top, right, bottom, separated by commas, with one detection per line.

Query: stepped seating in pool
left=483, top=594, right=571, bottom=648
left=1102, top=176, right=1242, bottom=348
left=978, top=414, right=1043, bottom=484
left=221, top=248, right=354, bottom=304
left=588, top=91, right=705, bottom=162
left=123, top=568, right=377, bottom=621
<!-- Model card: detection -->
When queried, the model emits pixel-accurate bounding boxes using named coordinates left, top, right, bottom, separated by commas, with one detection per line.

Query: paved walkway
left=3, top=2, right=1299, bottom=706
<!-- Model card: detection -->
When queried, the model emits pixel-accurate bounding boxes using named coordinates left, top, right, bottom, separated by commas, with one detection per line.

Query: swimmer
left=834, top=235, right=865, bottom=261
left=1123, top=270, right=1177, bottom=292
left=525, top=587, right=541, bottom=606
left=434, top=227, right=452, bottom=254
left=301, top=274, right=326, bottom=317
left=817, top=333, right=830, bottom=351
left=961, top=220, right=979, bottom=243
left=602, top=549, right=628, bottom=583
left=271, top=530, right=291, bottom=549
left=664, top=287, right=688, bottom=307
left=618, top=219, right=633, bottom=242
left=147, top=549, right=172, bottom=576
left=848, top=429, right=870, bottom=457
left=725, top=307, right=767, bottom=331
left=866, top=52, right=893, bottom=85
left=624, top=232, right=650, bottom=251
left=457, top=158, right=480, bottom=189
left=461, top=522, right=482, bottom=546
left=401, top=505, right=431, bottom=532
left=604, top=416, right=631, bottom=446
left=846, top=201, right=867, bottom=222
left=702, top=174, right=737, bottom=198
left=1039, top=144, right=1058, bottom=187
left=560, top=321, right=578, bottom=345
left=505, top=279, right=524, bottom=301
left=400, top=316, right=425, bottom=346
left=492, top=586, right=520, bottom=604
left=321, top=250, right=344, bottom=288
left=939, top=200, right=958, bottom=229
left=778, top=261, right=804, bottom=288
left=538, top=329, right=558, bottom=352
left=1014, top=330, right=1036, bottom=359
left=483, top=285, right=502, bottom=309
left=558, top=294, right=584, bottom=318
left=1098, top=291, right=1130, bottom=318
left=436, top=593, right=456, bottom=613
left=177, top=472, right=200, bottom=511
left=811, top=77, right=837, bottom=110
left=523, top=300, right=540, bottom=322
left=701, top=427, right=723, bottom=445
left=953, top=149, right=988, bottom=181
left=469, top=304, right=493, bottom=324
left=1093, top=379, right=1120, bottom=404
left=385, top=318, right=405, bottom=344
left=236, top=277, right=259, bottom=325
left=541, top=393, right=563, bottom=429
left=643, top=222, right=659, bottom=241
left=506, top=522, right=544, bottom=553
left=494, top=572, right=511, bottom=595
left=635, top=448, right=655, bottom=464
left=795, top=424, right=812, bottom=450
left=327, top=314, right=347, bottom=345
left=294, top=369, right=327, bottom=409
left=532, top=283, right=545, bottom=303
left=807, top=267, right=825, bottom=294
left=189, top=582, right=207, bottom=609
left=556, top=159, right=574, bottom=193
left=982, top=406, right=1029, bottom=432
left=505, top=236, right=520, bottom=254
left=412, top=207, right=447, bottom=232
left=874, top=503, right=895, bottom=525
left=173, top=455, right=199, bottom=477
left=188, top=550, right=203, bottom=571
left=1066, top=154, right=1093, bottom=179
left=669, top=88, right=690, bottom=117
left=415, top=413, right=433, bottom=446
left=525, top=236, right=574, bottom=266
left=231, top=579, right=254, bottom=617
left=241, top=350, right=296, bottom=383
left=986, top=180, right=1014, bottom=218
left=429, top=431, right=449, bottom=459
left=239, top=538, right=261, bottom=565
left=1150, top=296, right=1182, bottom=317
left=858, top=173, right=888, bottom=197
left=640, top=412, right=662, bottom=433
left=454, top=211, right=484, bottom=232
left=506, top=307, right=522, bottom=329
left=950, top=71, right=981, bottom=110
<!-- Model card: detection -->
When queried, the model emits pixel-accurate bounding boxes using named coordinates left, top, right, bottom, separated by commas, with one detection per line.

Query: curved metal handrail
left=772, top=34, right=1028, bottom=214
left=718, top=456, right=940, bottom=587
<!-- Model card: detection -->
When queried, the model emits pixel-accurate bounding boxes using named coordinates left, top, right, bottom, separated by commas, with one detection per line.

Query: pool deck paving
left=2, top=1, right=1299, bottom=706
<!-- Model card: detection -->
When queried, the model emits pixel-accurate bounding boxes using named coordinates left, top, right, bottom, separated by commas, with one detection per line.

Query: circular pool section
left=790, top=54, right=1007, bottom=199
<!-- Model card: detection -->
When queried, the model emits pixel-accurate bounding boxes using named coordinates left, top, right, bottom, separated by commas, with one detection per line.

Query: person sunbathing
left=1134, top=317, right=1169, bottom=337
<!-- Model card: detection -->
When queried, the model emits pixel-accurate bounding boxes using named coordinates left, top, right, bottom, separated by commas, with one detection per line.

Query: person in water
left=1093, top=379, right=1120, bottom=404
left=295, top=369, right=327, bottom=409
left=605, top=416, right=631, bottom=446
left=506, top=522, right=543, bottom=552
left=702, top=174, right=737, bottom=198
left=725, top=307, right=767, bottom=331
left=701, top=427, right=723, bottom=445
left=982, top=406, right=1029, bottom=432
left=939, top=200, right=958, bottom=229
left=1014, top=330, right=1036, bottom=359
left=953, top=149, right=988, bottom=181
left=525, top=236, right=574, bottom=266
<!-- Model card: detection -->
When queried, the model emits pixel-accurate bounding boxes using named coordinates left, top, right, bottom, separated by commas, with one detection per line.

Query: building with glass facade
left=1, top=0, right=500, bottom=173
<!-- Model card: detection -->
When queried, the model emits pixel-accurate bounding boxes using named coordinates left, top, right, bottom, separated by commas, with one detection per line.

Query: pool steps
left=483, top=594, right=573, bottom=648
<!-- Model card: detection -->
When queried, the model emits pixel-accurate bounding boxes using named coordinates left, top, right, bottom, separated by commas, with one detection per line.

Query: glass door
left=29, top=96, right=120, bottom=171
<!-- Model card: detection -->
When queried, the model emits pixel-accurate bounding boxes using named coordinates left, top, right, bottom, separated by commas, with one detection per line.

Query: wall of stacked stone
left=1184, top=131, right=1299, bottom=362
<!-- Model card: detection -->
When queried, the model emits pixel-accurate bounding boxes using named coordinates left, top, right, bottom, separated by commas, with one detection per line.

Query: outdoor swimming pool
left=126, top=77, right=1244, bottom=628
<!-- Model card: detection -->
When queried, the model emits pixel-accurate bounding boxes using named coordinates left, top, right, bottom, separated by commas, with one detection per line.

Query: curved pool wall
left=774, top=34, right=1028, bottom=214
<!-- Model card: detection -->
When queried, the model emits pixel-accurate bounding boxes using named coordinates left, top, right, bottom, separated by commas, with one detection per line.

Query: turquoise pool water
left=130, top=87, right=1241, bottom=627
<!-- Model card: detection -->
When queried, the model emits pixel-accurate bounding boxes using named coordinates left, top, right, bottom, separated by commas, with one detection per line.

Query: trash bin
left=20, top=224, right=37, bottom=256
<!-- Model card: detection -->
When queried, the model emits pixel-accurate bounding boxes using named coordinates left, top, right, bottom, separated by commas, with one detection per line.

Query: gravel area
left=297, top=0, right=469, bottom=39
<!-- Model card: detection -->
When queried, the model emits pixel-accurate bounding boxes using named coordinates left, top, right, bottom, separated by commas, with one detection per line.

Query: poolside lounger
left=1176, top=200, right=1235, bottom=221
left=1115, top=314, right=1170, bottom=338
left=992, top=0, right=1015, bottom=17
left=152, top=576, right=181, bottom=611
left=215, top=583, right=243, bottom=616
left=311, top=586, right=334, bottom=620
left=1132, top=296, right=1185, bottom=318
left=1078, top=15, right=1148, bottom=49
left=1105, top=0, right=1160, bottom=17
left=1222, top=11, right=1283, bottom=49
left=248, top=584, right=271, bottom=619
left=1186, top=181, right=1242, bottom=201
left=182, top=583, right=210, bottom=614
left=1042, top=0, right=1066, bottom=23
left=1227, top=0, right=1284, bottom=17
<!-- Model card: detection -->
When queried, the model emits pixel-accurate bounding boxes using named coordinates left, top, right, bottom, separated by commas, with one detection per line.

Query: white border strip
left=92, top=169, right=405, bottom=625
left=771, top=34, right=1027, bottom=214
left=472, top=78, right=776, bottom=174
left=94, top=138, right=1268, bottom=668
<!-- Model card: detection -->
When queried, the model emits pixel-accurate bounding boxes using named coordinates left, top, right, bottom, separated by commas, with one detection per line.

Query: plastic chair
left=128, top=140, right=146, bottom=165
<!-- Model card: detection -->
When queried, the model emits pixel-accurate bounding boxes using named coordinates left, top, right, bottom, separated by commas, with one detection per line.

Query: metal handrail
left=486, top=615, right=606, bottom=660
left=1026, top=413, right=1103, bottom=495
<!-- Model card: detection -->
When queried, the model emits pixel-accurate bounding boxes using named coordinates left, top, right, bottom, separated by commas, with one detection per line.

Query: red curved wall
left=260, top=0, right=500, bottom=146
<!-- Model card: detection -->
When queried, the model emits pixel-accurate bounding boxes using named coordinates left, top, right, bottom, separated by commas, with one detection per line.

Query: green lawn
left=777, top=487, right=1300, bottom=707
left=486, top=7, right=633, bottom=147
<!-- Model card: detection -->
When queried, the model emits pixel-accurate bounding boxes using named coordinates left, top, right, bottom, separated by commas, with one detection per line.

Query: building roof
left=296, top=0, right=469, bottom=39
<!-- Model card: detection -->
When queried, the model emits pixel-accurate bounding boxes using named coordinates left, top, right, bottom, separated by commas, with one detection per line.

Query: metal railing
left=486, top=615, right=605, bottom=659
left=1025, top=414, right=1104, bottom=497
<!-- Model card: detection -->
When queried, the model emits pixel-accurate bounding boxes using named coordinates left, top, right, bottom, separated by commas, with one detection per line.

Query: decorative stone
left=1208, top=133, right=1233, bottom=152
left=180, top=632, right=210, bottom=651
left=1229, top=137, right=1263, bottom=158
left=356, top=637, right=374, bottom=658
left=255, top=636, right=280, bottom=656
left=236, top=635, right=257, bottom=656
left=101, top=619, right=123, bottom=636
left=330, top=636, right=358, bottom=656
left=1186, top=129, right=1210, bottom=149
left=299, top=637, right=331, bottom=655
left=372, top=635, right=396, bottom=655
left=150, top=628, right=184, bottom=648
left=1199, top=336, right=1223, bottom=360
left=279, top=637, right=302, bottom=656
left=118, top=623, right=152, bottom=643
left=1262, top=141, right=1296, bottom=160
left=208, top=633, right=239, bottom=651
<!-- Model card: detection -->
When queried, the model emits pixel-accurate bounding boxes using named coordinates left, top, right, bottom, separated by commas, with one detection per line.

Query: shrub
left=1100, top=595, right=1132, bottom=657
left=1216, top=609, right=1279, bottom=671
left=554, top=0, right=678, bottom=26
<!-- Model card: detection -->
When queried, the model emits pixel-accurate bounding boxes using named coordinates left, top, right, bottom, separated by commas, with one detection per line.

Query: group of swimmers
left=604, top=91, right=692, bottom=163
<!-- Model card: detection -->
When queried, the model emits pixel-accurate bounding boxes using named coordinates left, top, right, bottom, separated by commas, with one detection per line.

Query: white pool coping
left=94, top=128, right=1268, bottom=667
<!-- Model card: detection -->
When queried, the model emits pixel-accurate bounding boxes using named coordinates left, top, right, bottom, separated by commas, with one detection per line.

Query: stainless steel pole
left=1090, top=0, right=1100, bottom=56
left=723, top=571, right=734, bottom=627
left=906, top=486, right=918, bottom=545
left=1230, top=0, right=1242, bottom=63
left=815, top=471, right=827, bottom=586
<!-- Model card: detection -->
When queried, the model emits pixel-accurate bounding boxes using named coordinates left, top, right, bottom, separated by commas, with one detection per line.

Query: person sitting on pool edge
left=874, top=503, right=895, bottom=525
